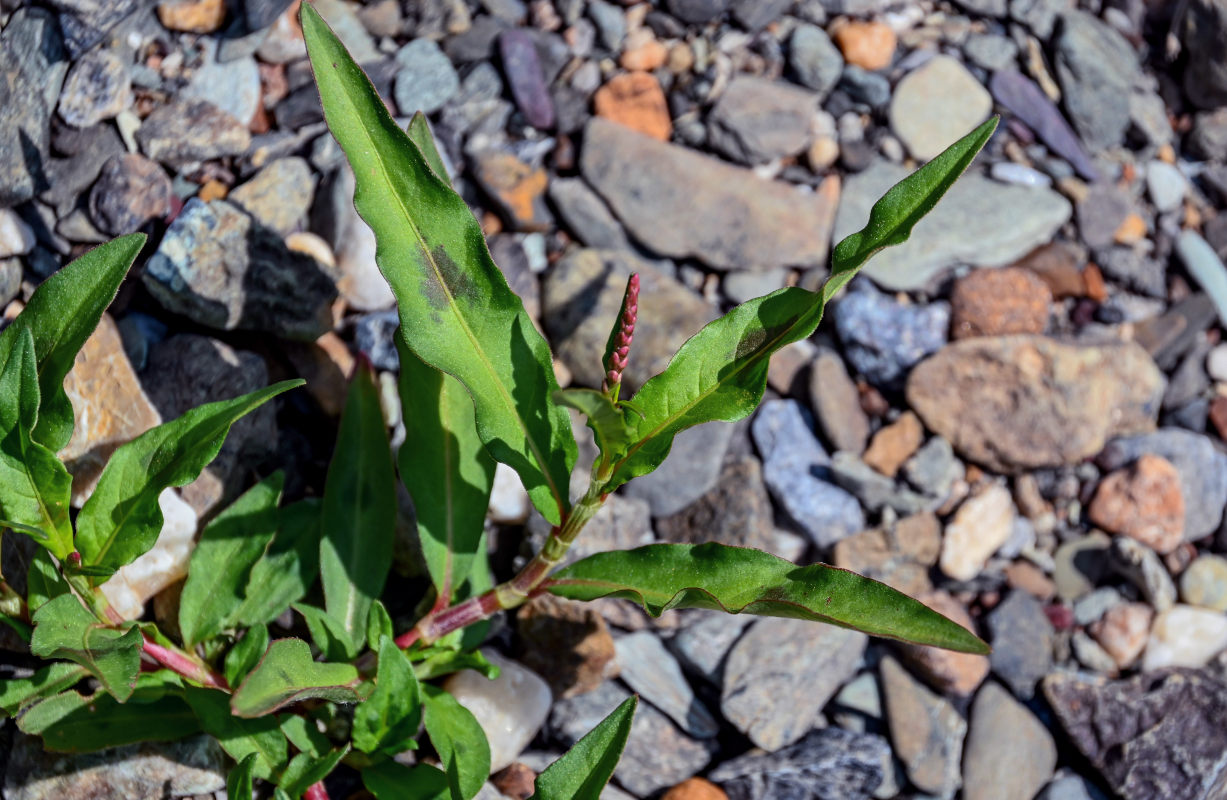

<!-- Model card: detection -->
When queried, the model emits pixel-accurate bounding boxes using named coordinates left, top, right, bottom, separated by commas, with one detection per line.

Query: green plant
left=0, top=5, right=998, bottom=797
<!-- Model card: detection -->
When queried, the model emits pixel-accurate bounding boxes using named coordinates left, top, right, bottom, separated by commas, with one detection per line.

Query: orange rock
left=1113, top=212, right=1148, bottom=245
left=662, top=778, right=728, bottom=800
left=1090, top=601, right=1153, bottom=669
left=895, top=590, right=989, bottom=696
left=492, top=762, right=536, bottom=800
left=60, top=314, right=162, bottom=505
left=863, top=411, right=924, bottom=478
left=1014, top=242, right=1086, bottom=300
left=472, top=152, right=551, bottom=231
left=594, top=72, right=673, bottom=141
left=1089, top=453, right=1185, bottom=554
left=1082, top=262, right=1107, bottom=302
left=620, top=28, right=668, bottom=71
left=1004, top=559, right=1056, bottom=601
left=833, top=21, right=897, bottom=71
left=156, top=0, right=226, bottom=33
left=949, top=267, right=1052, bottom=340
left=197, top=179, right=228, bottom=202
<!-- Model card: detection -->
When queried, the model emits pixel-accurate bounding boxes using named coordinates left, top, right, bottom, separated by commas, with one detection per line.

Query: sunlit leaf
left=530, top=696, right=636, bottom=800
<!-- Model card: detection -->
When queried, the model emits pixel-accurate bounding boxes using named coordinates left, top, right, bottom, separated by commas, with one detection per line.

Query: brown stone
left=516, top=595, right=619, bottom=698
left=1210, top=395, right=1227, bottom=440
left=157, top=0, right=226, bottom=32
left=283, top=333, right=353, bottom=417
left=1015, top=242, right=1087, bottom=299
left=197, top=179, right=228, bottom=203
left=1113, top=212, right=1148, bottom=245
left=863, top=411, right=924, bottom=477
left=471, top=151, right=551, bottom=232
left=833, top=21, right=897, bottom=71
left=949, top=267, right=1052, bottom=340
left=833, top=512, right=940, bottom=598
left=593, top=72, right=672, bottom=142
left=59, top=314, right=162, bottom=505
left=1088, top=454, right=1185, bottom=554
left=1082, top=262, right=1108, bottom=302
left=662, top=777, right=728, bottom=800
left=620, top=28, right=668, bottom=71
left=906, top=336, right=1164, bottom=474
left=656, top=457, right=777, bottom=553
left=1004, top=560, right=1057, bottom=601
left=492, top=762, right=536, bottom=800
left=1090, top=602, right=1153, bottom=669
left=895, top=590, right=990, bottom=696
left=810, top=346, right=870, bottom=455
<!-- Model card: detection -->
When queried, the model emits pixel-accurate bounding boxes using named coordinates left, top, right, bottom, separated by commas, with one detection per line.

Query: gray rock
left=953, top=0, right=1007, bottom=15
left=312, top=0, right=380, bottom=63
left=837, top=65, right=890, bottom=110
left=0, top=8, right=64, bottom=207
left=1181, top=554, right=1227, bottom=612
left=229, top=157, right=316, bottom=236
left=1043, top=669, right=1227, bottom=800
left=547, top=177, right=630, bottom=250
left=499, top=29, right=554, bottom=129
left=666, top=0, right=731, bottom=23
left=752, top=399, right=864, bottom=548
left=964, top=33, right=1018, bottom=71
left=1009, top=0, right=1067, bottom=37
left=3, top=733, right=225, bottom=800
left=143, top=199, right=337, bottom=341
left=581, top=118, right=839, bottom=271
left=39, top=121, right=125, bottom=216
left=528, top=493, right=655, bottom=567
left=1099, top=428, right=1227, bottom=542
left=732, top=0, right=790, bottom=29
left=615, top=632, right=718, bottom=738
left=828, top=452, right=933, bottom=516
left=1097, top=247, right=1166, bottom=298
left=1053, top=10, right=1140, bottom=151
left=986, top=590, right=1054, bottom=698
left=1188, top=109, right=1227, bottom=161
left=711, top=727, right=890, bottom=800
left=880, top=656, right=965, bottom=800
left=587, top=0, right=625, bottom=50
left=902, top=436, right=963, bottom=499
left=87, top=154, right=171, bottom=236
left=963, top=682, right=1058, bottom=800
left=394, top=38, right=460, bottom=114
left=1182, top=0, right=1227, bottom=110
left=354, top=310, right=400, bottom=371
left=57, top=47, right=130, bottom=128
left=1178, top=231, right=1227, bottom=329
left=136, top=98, right=251, bottom=165
left=183, top=53, right=261, bottom=127
left=1073, top=586, right=1123, bottom=626
left=809, top=346, right=870, bottom=455
left=1129, top=89, right=1173, bottom=148
left=989, top=69, right=1098, bottom=181
left=723, top=269, right=789, bottom=304
left=1147, top=161, right=1187, bottom=213
left=656, top=456, right=777, bottom=553
left=833, top=282, right=949, bottom=389
left=707, top=76, right=818, bottom=165
left=48, top=0, right=137, bottom=58
left=889, top=55, right=993, bottom=162
left=622, top=421, right=735, bottom=517
left=1109, top=537, right=1177, bottom=612
left=1076, top=182, right=1132, bottom=250
left=668, top=610, right=753, bottom=684
left=550, top=682, right=715, bottom=796
left=833, top=160, right=1071, bottom=290
left=1036, top=774, right=1110, bottom=800
left=488, top=234, right=540, bottom=320
left=542, top=248, right=716, bottom=392
left=789, top=24, right=843, bottom=97
left=722, top=616, right=866, bottom=751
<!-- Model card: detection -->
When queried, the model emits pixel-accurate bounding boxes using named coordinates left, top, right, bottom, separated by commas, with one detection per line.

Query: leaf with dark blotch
left=398, top=340, right=494, bottom=605
left=422, top=684, right=491, bottom=800
left=547, top=544, right=989, bottom=654
left=29, top=594, right=142, bottom=700
left=230, top=638, right=362, bottom=718
left=302, top=5, right=576, bottom=525
left=75, top=380, right=303, bottom=581
left=530, top=696, right=636, bottom=800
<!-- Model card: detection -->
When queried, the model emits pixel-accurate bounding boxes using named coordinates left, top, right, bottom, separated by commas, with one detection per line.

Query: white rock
left=940, top=484, right=1015, bottom=581
left=1141, top=604, right=1227, bottom=671
left=0, top=209, right=36, bottom=259
left=1206, top=344, right=1227, bottom=383
left=488, top=462, right=530, bottom=524
left=1146, top=160, right=1186, bottom=214
left=990, top=162, right=1053, bottom=188
left=98, top=489, right=198, bottom=620
left=443, top=650, right=552, bottom=773
left=334, top=167, right=396, bottom=311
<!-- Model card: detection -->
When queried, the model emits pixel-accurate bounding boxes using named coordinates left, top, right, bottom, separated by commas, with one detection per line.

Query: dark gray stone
left=666, top=0, right=731, bottom=23
left=1076, top=183, right=1132, bottom=250
left=711, top=727, right=890, bottom=800
left=833, top=282, right=949, bottom=389
left=707, top=76, right=818, bottom=165
left=88, top=154, right=172, bottom=236
left=1182, top=0, right=1227, bottom=110
left=39, top=122, right=125, bottom=216
left=902, top=436, right=964, bottom=499
left=487, top=234, right=540, bottom=321
left=587, top=0, right=625, bottom=50
left=838, top=65, right=890, bottom=110
left=499, top=29, right=554, bottom=129
left=1188, top=109, right=1227, bottom=162
left=789, top=23, right=843, bottom=97
left=47, top=0, right=137, bottom=58
left=0, top=8, right=64, bottom=207
left=136, top=98, right=251, bottom=165
left=668, top=610, right=752, bottom=685
left=354, top=310, right=400, bottom=371
left=809, top=346, right=870, bottom=455
left=656, top=456, right=777, bottom=552
left=1096, top=247, right=1166, bottom=298
left=548, top=178, right=631, bottom=250
left=953, top=0, right=1007, bottom=15
left=1053, top=10, right=1139, bottom=151
left=1043, top=669, right=1227, bottom=800
left=732, top=0, right=789, bottom=29
left=987, top=590, right=1054, bottom=698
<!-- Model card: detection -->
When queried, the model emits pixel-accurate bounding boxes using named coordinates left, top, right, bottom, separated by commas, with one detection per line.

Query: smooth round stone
left=991, top=161, right=1053, bottom=188
left=443, top=651, right=551, bottom=772
left=1179, top=554, right=1227, bottom=612
left=1146, top=160, right=1187, bottom=214
left=488, top=461, right=530, bottom=524
left=1141, top=604, right=1227, bottom=671
left=0, top=208, right=37, bottom=258
left=889, top=55, right=992, bottom=161
left=1206, top=343, right=1227, bottom=382
left=393, top=38, right=459, bottom=114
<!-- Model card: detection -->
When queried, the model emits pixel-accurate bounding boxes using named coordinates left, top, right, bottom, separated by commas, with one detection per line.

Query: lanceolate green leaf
left=302, top=4, right=576, bottom=525
left=17, top=683, right=199, bottom=751
left=353, top=636, right=423, bottom=755
left=547, top=544, right=990, bottom=654
left=406, top=112, right=452, bottom=187
left=0, top=661, right=88, bottom=716
left=185, top=687, right=289, bottom=779
left=225, top=624, right=270, bottom=689
left=829, top=117, right=999, bottom=293
left=0, top=234, right=145, bottom=451
left=530, top=696, right=636, bottom=800
left=321, top=362, right=396, bottom=655
left=228, top=753, right=259, bottom=800
left=278, top=746, right=350, bottom=797
left=398, top=340, right=495, bottom=603
left=29, top=594, right=142, bottom=700
left=230, top=638, right=362, bottom=718
left=295, top=602, right=359, bottom=662
left=0, top=327, right=74, bottom=558
left=236, top=498, right=322, bottom=627
left=75, top=380, right=302, bottom=581
left=422, top=685, right=491, bottom=800
left=180, top=472, right=285, bottom=647
left=553, top=388, right=635, bottom=461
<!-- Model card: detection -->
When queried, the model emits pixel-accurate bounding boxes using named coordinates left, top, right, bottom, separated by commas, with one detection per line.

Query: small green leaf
left=367, top=600, right=394, bottom=650
left=363, top=761, right=449, bottom=800
left=26, top=547, right=69, bottom=611
left=279, top=746, right=349, bottom=797
left=295, top=602, right=360, bottom=662
left=530, top=696, right=636, bottom=800
left=409, top=646, right=499, bottom=682
left=185, top=687, right=289, bottom=779
left=227, top=753, right=259, bottom=800
left=553, top=388, right=634, bottom=461
left=0, top=234, right=145, bottom=451
left=75, top=380, right=303, bottom=580
left=398, top=340, right=495, bottom=604
left=406, top=113, right=452, bottom=187
left=280, top=713, right=332, bottom=758
left=547, top=544, right=989, bottom=654
left=180, top=472, right=285, bottom=646
left=18, top=682, right=199, bottom=751
left=303, top=4, right=577, bottom=525
left=224, top=624, right=270, bottom=689
left=422, top=684, right=491, bottom=800
left=236, top=498, right=322, bottom=627
left=0, top=661, right=87, bottom=716
left=829, top=117, right=999, bottom=293
left=230, top=638, right=362, bottom=718
left=321, top=361, right=396, bottom=655
left=353, top=636, right=423, bottom=755
left=0, top=327, right=74, bottom=558
left=29, top=594, right=142, bottom=700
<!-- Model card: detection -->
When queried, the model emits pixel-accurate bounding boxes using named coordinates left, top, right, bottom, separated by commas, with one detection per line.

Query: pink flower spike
left=602, top=274, right=640, bottom=393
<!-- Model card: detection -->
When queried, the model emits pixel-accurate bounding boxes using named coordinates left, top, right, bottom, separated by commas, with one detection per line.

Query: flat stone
left=896, top=590, right=990, bottom=696
left=581, top=118, right=839, bottom=272
left=1091, top=602, right=1152, bottom=670
left=57, top=46, right=131, bottom=128
left=616, top=632, right=718, bottom=738
left=1142, top=606, right=1227, bottom=671
left=1043, top=669, right=1227, bottom=800
left=902, top=435, right=964, bottom=499
left=1177, top=232, right=1227, bottom=329
left=833, top=512, right=940, bottom=598
left=986, top=590, right=1054, bottom=697
left=136, top=98, right=251, bottom=165
left=1052, top=10, right=1139, bottom=151
left=622, top=421, right=735, bottom=518
left=828, top=452, right=933, bottom=516
left=788, top=23, right=843, bottom=98
left=710, top=727, right=890, bottom=800
left=809, top=346, right=870, bottom=455
left=517, top=595, right=618, bottom=698
left=656, top=456, right=776, bottom=553
left=471, top=150, right=552, bottom=231
left=87, top=154, right=172, bottom=237
left=963, top=682, right=1058, bottom=800
left=989, top=69, right=1098, bottom=181
left=143, top=199, right=337, bottom=340
left=182, top=53, right=261, bottom=127
left=1147, top=161, right=1187, bottom=214
left=721, top=616, right=865, bottom=751
left=834, top=160, right=1071, bottom=290
left=707, top=76, right=817, bottom=165
left=593, top=72, right=672, bottom=142
left=907, top=336, right=1164, bottom=474
left=880, top=655, right=965, bottom=799
left=49, top=0, right=138, bottom=58
left=393, top=37, right=459, bottom=115
left=499, top=29, right=554, bottom=129
left=941, top=483, right=1015, bottom=581
left=97, top=488, right=196, bottom=619
left=547, top=178, right=631, bottom=249
left=1088, top=454, right=1184, bottom=554
left=950, top=267, right=1052, bottom=340
left=0, top=8, right=63, bottom=207
left=446, top=651, right=551, bottom=772
left=229, top=156, right=316, bottom=236
left=889, top=55, right=992, bottom=162
left=668, top=611, right=753, bottom=685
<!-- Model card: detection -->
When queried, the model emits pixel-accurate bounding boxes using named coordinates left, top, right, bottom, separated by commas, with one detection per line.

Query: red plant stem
left=140, top=632, right=229, bottom=690
left=304, top=781, right=331, bottom=800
